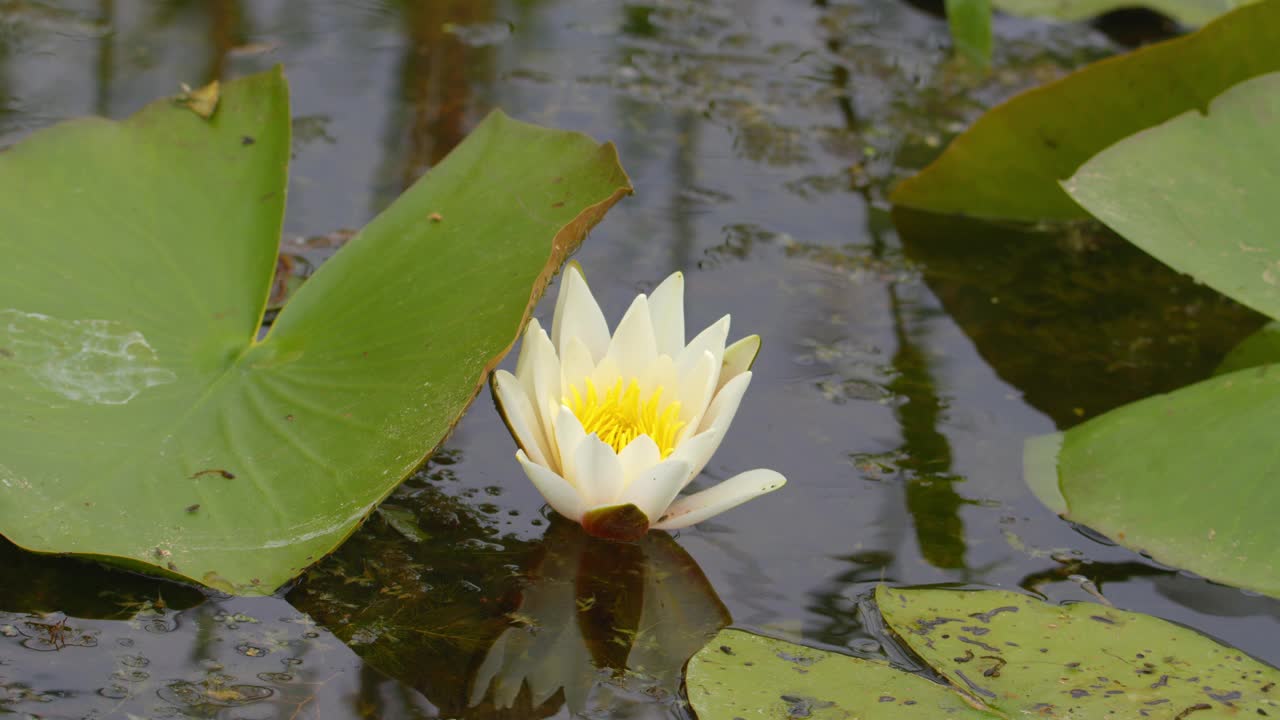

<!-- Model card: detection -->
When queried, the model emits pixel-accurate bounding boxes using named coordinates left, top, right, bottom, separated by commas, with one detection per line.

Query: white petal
left=589, top=355, right=621, bottom=392
left=719, top=335, right=760, bottom=392
left=492, top=370, right=550, bottom=467
left=552, top=263, right=610, bottom=362
left=648, top=271, right=685, bottom=358
left=617, top=434, right=661, bottom=488
left=604, top=294, right=658, bottom=381
left=517, top=450, right=586, bottom=522
left=652, top=469, right=786, bottom=530
left=618, top=458, right=692, bottom=523
left=678, top=315, right=730, bottom=381
left=667, top=428, right=723, bottom=490
left=573, top=434, right=625, bottom=507
left=553, top=405, right=588, bottom=487
left=675, top=350, right=717, bottom=443
left=559, top=335, right=596, bottom=397
left=698, top=370, right=751, bottom=436
left=527, top=326, right=564, bottom=470
left=514, top=317, right=545, bottom=388
left=676, top=372, right=752, bottom=482
left=640, top=353, right=678, bottom=397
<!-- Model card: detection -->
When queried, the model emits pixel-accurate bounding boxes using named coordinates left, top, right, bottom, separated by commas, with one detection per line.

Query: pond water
left=1, top=1, right=1276, bottom=718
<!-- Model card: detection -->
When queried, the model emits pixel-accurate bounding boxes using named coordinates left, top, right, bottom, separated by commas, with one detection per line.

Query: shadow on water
left=893, top=208, right=1266, bottom=428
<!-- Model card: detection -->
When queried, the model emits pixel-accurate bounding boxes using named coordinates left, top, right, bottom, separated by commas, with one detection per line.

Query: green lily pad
left=1217, top=321, right=1280, bottom=375
left=1064, top=72, right=1280, bottom=319
left=877, top=586, right=1280, bottom=718
left=0, top=68, right=631, bottom=594
left=993, top=0, right=1256, bottom=26
left=890, top=0, right=1280, bottom=221
left=1025, top=364, right=1280, bottom=598
left=686, top=629, right=996, bottom=719
left=947, top=0, right=993, bottom=66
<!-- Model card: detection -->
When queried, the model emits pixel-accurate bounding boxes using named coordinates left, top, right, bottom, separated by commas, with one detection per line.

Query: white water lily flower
left=491, top=264, right=786, bottom=540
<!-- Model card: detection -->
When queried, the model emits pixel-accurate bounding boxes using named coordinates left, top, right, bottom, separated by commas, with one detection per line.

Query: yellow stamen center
left=566, top=378, right=685, bottom=457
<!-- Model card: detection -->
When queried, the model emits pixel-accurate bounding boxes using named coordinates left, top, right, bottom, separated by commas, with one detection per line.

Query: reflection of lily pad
left=687, top=628, right=994, bottom=719
left=877, top=586, right=1280, bottom=717
left=0, top=69, right=631, bottom=593
left=893, top=208, right=1262, bottom=427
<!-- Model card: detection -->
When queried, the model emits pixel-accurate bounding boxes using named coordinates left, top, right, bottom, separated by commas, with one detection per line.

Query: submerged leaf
left=878, top=586, right=1280, bottom=717
left=891, top=0, right=1280, bottom=220
left=0, top=68, right=632, bottom=594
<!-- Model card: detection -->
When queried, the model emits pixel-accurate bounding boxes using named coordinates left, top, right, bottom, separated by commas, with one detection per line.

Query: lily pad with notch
left=0, top=67, right=631, bottom=594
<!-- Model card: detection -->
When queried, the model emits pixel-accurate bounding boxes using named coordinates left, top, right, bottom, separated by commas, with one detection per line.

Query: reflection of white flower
left=469, top=522, right=730, bottom=714
left=492, top=264, right=785, bottom=539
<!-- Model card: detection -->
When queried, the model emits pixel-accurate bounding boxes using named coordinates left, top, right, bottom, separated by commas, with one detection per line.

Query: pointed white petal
left=667, top=428, right=723, bottom=490
left=559, top=335, right=596, bottom=397
left=517, top=450, right=586, bottom=522
left=604, top=294, right=658, bottom=381
left=619, top=458, right=691, bottom=523
left=678, top=314, right=730, bottom=381
left=573, top=434, right=625, bottom=507
left=640, top=353, right=677, bottom=397
left=675, top=350, right=717, bottom=442
left=719, top=335, right=760, bottom=391
left=552, top=263, right=610, bottom=362
left=551, top=262, right=578, bottom=350
left=492, top=370, right=550, bottom=467
left=553, top=405, right=588, bottom=488
left=648, top=271, right=685, bottom=358
left=652, top=469, right=786, bottom=530
left=617, top=434, right=661, bottom=489
left=527, top=326, right=564, bottom=470
left=676, top=372, right=752, bottom=479
left=514, top=317, right=545, bottom=388
left=698, top=370, right=751, bottom=435
left=589, top=355, right=621, bottom=392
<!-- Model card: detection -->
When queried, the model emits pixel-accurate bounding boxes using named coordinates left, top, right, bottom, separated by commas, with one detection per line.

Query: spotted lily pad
left=686, top=629, right=995, bottom=719
left=876, top=586, right=1280, bottom=718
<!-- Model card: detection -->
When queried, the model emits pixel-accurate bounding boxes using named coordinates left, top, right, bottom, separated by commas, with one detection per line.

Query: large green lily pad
left=1025, top=363, right=1280, bottom=598
left=687, top=629, right=995, bottom=719
left=877, top=586, right=1280, bottom=718
left=890, top=0, right=1280, bottom=221
left=1064, top=72, right=1280, bottom=319
left=993, top=0, right=1256, bottom=25
left=0, top=69, right=631, bottom=594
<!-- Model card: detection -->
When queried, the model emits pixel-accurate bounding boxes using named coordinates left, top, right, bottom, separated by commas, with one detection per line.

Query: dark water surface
left=1, top=1, right=1276, bottom=718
